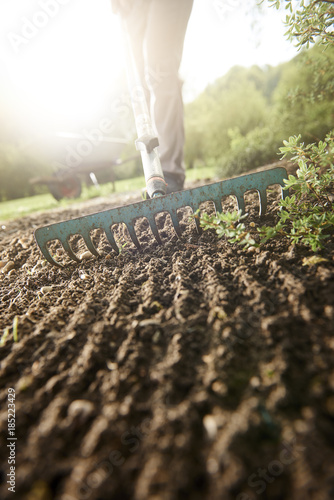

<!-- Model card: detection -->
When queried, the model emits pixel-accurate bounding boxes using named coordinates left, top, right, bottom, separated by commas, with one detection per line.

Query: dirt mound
left=1, top=171, right=334, bottom=500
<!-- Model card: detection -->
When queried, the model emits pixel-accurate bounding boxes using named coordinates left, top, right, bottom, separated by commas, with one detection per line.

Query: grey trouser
left=125, top=0, right=193, bottom=182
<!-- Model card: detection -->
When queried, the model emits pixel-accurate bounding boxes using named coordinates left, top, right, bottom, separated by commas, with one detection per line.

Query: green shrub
left=218, top=126, right=282, bottom=177
left=198, top=131, right=334, bottom=252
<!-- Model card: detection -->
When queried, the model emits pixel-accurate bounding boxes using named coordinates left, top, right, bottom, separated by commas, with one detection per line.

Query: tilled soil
left=1, top=169, right=334, bottom=500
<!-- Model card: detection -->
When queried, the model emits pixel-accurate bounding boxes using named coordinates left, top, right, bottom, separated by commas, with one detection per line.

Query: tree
left=198, top=1, right=334, bottom=252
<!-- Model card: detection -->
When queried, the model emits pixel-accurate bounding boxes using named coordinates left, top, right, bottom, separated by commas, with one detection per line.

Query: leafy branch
left=261, top=0, right=334, bottom=49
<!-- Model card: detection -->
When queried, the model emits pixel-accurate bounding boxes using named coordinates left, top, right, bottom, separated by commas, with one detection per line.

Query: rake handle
left=122, top=20, right=167, bottom=198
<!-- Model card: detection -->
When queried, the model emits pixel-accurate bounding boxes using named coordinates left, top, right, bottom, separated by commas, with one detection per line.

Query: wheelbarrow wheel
left=47, top=175, right=82, bottom=201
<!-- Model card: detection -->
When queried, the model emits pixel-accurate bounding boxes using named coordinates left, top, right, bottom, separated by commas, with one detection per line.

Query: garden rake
left=34, top=22, right=288, bottom=267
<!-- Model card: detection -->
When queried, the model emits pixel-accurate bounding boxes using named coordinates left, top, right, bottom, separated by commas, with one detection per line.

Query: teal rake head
left=34, top=166, right=288, bottom=267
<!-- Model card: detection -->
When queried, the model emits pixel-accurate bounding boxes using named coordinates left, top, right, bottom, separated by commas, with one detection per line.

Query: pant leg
left=144, top=0, right=194, bottom=181
left=123, top=0, right=151, bottom=106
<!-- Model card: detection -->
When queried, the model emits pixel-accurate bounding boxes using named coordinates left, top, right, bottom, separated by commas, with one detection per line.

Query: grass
left=0, top=193, right=59, bottom=222
left=0, top=165, right=217, bottom=222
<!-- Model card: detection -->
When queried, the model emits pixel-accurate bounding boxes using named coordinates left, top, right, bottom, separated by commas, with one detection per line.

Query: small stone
left=40, top=286, right=53, bottom=294
left=211, top=380, right=227, bottom=396
left=202, top=354, right=214, bottom=364
left=222, top=327, right=232, bottom=339
left=216, top=345, right=225, bottom=357
left=106, top=361, right=118, bottom=371
left=138, top=319, right=161, bottom=327
left=119, top=396, right=132, bottom=416
left=80, top=251, right=93, bottom=261
left=203, top=414, right=217, bottom=441
left=294, top=419, right=309, bottom=434
left=31, top=261, right=45, bottom=273
left=17, top=375, right=34, bottom=392
left=250, top=376, right=261, bottom=388
left=31, top=361, right=40, bottom=374
left=207, top=458, right=219, bottom=474
left=324, top=305, right=333, bottom=319
left=152, top=331, right=161, bottom=343
left=1, top=261, right=15, bottom=274
left=68, top=400, right=95, bottom=423
left=247, top=246, right=256, bottom=253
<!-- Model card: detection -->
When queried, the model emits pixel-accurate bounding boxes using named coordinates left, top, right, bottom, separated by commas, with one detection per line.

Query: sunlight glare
left=2, top=1, right=125, bottom=133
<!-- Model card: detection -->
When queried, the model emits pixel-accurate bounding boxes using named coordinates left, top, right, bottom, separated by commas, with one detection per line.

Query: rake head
left=34, top=167, right=288, bottom=267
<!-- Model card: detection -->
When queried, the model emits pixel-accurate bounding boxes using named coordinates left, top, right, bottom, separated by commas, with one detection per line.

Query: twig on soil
left=0, top=327, right=10, bottom=346
left=13, top=316, right=18, bottom=342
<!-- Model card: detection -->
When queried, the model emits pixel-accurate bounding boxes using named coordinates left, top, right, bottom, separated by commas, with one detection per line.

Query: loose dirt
left=1, top=167, right=334, bottom=500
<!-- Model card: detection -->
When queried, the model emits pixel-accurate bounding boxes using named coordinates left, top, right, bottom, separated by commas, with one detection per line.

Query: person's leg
left=123, top=0, right=151, bottom=106
left=144, top=0, right=194, bottom=192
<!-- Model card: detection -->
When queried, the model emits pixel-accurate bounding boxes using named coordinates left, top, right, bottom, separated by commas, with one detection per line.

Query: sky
left=0, top=0, right=299, bottom=138
left=182, top=0, right=299, bottom=100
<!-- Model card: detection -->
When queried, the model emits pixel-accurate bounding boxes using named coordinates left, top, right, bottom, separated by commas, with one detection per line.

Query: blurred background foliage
left=0, top=142, right=51, bottom=201
left=184, top=43, right=334, bottom=178
left=1, top=0, right=333, bottom=202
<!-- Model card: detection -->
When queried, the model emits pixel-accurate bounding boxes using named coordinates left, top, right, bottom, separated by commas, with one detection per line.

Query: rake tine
left=126, top=222, right=141, bottom=249
left=258, top=189, right=268, bottom=216
left=170, top=209, right=182, bottom=237
left=147, top=216, right=162, bottom=244
left=213, top=198, right=222, bottom=214
left=189, top=206, right=201, bottom=233
left=236, top=194, right=246, bottom=215
left=81, top=231, right=100, bottom=257
left=103, top=227, right=120, bottom=254
left=40, top=243, right=62, bottom=268
left=62, top=239, right=81, bottom=263
left=281, top=184, right=288, bottom=201
left=194, top=214, right=201, bottom=233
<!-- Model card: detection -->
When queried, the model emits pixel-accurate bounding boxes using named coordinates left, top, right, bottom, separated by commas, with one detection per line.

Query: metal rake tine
left=169, top=209, right=182, bottom=237
left=126, top=222, right=141, bottom=249
left=81, top=231, right=100, bottom=257
left=40, top=242, right=62, bottom=268
left=213, top=198, right=222, bottom=214
left=258, top=189, right=268, bottom=216
left=189, top=206, right=201, bottom=233
left=147, top=216, right=162, bottom=244
left=236, top=194, right=245, bottom=215
left=103, top=227, right=120, bottom=254
left=62, top=238, right=81, bottom=263
left=281, top=183, right=289, bottom=201
left=194, top=214, right=201, bottom=233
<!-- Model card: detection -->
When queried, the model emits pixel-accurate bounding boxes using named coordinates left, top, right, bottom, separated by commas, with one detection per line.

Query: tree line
left=184, top=43, right=334, bottom=178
